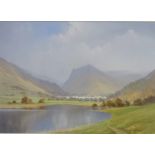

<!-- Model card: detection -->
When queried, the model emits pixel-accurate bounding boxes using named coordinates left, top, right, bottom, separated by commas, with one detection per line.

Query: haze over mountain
left=63, top=65, right=142, bottom=96
left=115, top=70, right=155, bottom=102
left=0, top=56, right=146, bottom=102
left=0, top=57, right=66, bottom=102
left=105, top=71, right=144, bottom=88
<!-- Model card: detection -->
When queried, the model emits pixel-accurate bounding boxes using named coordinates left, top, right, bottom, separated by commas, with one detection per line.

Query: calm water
left=0, top=105, right=111, bottom=133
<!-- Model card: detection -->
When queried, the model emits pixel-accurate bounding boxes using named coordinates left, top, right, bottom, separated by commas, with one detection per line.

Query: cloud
left=0, top=22, right=155, bottom=83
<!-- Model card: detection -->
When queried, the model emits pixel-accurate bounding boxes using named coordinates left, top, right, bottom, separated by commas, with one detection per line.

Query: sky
left=0, top=21, right=155, bottom=84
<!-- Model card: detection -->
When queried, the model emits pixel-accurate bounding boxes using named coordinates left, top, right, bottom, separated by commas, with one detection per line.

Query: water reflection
left=0, top=105, right=111, bottom=133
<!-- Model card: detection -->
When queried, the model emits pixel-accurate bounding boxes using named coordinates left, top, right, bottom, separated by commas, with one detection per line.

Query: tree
left=125, top=100, right=130, bottom=106
left=21, top=96, right=33, bottom=104
left=100, top=101, right=106, bottom=107
left=143, top=96, right=155, bottom=104
left=115, top=98, right=124, bottom=107
left=21, top=96, right=28, bottom=103
left=12, top=100, right=16, bottom=104
left=38, top=98, right=45, bottom=103
left=92, top=103, right=98, bottom=109
left=106, top=100, right=115, bottom=107
left=133, top=99, right=143, bottom=106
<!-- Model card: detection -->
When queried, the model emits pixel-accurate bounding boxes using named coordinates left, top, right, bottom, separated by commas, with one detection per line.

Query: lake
left=0, top=105, right=111, bottom=133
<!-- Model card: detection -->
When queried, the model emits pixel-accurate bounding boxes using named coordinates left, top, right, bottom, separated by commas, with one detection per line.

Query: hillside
left=63, top=65, right=124, bottom=96
left=106, top=71, right=144, bottom=88
left=115, top=70, right=155, bottom=102
left=0, top=57, right=66, bottom=102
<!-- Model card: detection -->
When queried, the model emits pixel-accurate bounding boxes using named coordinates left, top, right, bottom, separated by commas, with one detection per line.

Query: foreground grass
left=55, top=104, right=155, bottom=134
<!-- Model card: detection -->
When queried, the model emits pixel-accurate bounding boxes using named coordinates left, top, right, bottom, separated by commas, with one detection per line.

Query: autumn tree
left=115, top=98, right=124, bottom=107
left=21, top=96, right=33, bottom=104
left=38, top=98, right=45, bottom=103
left=106, top=100, right=115, bottom=107
left=133, top=99, right=143, bottom=106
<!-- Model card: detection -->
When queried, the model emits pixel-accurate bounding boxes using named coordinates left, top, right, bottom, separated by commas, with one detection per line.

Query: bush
left=103, top=98, right=127, bottom=108
left=12, top=100, right=16, bottom=104
left=21, top=96, right=28, bottom=103
left=92, top=103, right=98, bottom=109
left=143, top=96, right=155, bottom=104
left=106, top=100, right=115, bottom=107
left=133, top=99, right=143, bottom=106
left=21, top=96, right=33, bottom=104
left=115, top=98, right=124, bottom=107
left=125, top=100, right=130, bottom=106
left=38, top=98, right=45, bottom=103
left=100, top=101, right=106, bottom=107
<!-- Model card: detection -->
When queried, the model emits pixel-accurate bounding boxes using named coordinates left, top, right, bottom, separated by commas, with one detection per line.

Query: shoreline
left=0, top=100, right=96, bottom=110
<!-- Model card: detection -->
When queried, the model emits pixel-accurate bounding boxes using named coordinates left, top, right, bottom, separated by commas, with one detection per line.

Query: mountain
left=105, top=71, right=145, bottom=88
left=0, top=57, right=66, bottom=102
left=63, top=65, right=125, bottom=96
left=115, top=70, right=155, bottom=102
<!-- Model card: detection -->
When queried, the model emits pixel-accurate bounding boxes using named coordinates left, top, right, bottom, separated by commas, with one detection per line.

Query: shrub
left=100, top=101, right=106, bottom=107
left=12, top=100, right=16, bottom=104
left=106, top=100, right=115, bottom=107
left=115, top=98, right=124, bottom=107
left=92, top=103, right=98, bottom=109
left=21, top=96, right=28, bottom=103
left=21, top=96, right=33, bottom=104
left=125, top=100, right=130, bottom=106
left=143, top=96, right=155, bottom=104
left=38, top=98, right=45, bottom=103
left=133, top=99, right=143, bottom=106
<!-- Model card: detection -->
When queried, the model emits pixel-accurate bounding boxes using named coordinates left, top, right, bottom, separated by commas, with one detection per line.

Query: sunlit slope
left=0, top=58, right=65, bottom=102
left=116, top=70, right=155, bottom=102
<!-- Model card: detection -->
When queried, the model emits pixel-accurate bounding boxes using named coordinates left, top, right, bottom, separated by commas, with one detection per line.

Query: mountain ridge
left=63, top=65, right=138, bottom=96
left=0, top=57, right=66, bottom=102
left=115, top=69, right=155, bottom=102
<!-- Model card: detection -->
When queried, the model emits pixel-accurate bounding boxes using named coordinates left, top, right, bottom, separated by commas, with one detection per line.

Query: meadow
left=0, top=98, right=95, bottom=109
left=54, top=103, right=155, bottom=134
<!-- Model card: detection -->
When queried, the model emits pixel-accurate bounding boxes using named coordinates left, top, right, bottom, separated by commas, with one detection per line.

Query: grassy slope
left=56, top=104, right=155, bottom=134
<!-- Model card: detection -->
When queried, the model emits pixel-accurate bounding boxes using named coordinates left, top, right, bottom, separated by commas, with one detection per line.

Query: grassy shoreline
left=53, top=103, right=155, bottom=134
left=0, top=99, right=96, bottom=109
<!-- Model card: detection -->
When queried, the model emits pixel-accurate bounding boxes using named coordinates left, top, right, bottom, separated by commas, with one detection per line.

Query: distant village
left=54, top=95, right=107, bottom=102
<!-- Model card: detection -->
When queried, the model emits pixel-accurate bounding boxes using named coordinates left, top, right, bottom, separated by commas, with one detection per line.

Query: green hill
left=0, top=57, right=66, bottom=102
left=115, top=70, right=155, bottom=102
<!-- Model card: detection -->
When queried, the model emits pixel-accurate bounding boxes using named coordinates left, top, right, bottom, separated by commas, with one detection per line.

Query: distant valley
left=63, top=65, right=143, bottom=96
left=0, top=57, right=151, bottom=103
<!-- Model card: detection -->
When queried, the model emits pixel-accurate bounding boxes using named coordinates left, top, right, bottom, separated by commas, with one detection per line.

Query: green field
left=55, top=103, right=155, bottom=134
left=0, top=99, right=96, bottom=109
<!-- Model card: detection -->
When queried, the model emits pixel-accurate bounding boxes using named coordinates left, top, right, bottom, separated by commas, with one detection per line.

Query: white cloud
left=1, top=22, right=155, bottom=84
left=38, top=22, right=155, bottom=83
